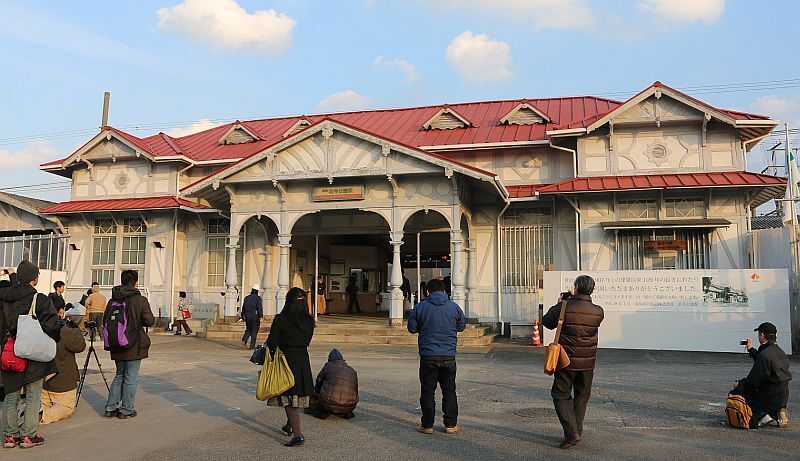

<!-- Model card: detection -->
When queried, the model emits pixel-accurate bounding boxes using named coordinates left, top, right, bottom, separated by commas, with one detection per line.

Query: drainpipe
left=549, top=142, right=578, bottom=178
left=496, top=200, right=510, bottom=336
left=169, top=209, right=179, bottom=327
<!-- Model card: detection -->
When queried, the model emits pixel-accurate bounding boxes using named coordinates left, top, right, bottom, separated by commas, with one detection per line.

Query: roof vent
left=422, top=108, right=472, bottom=130
left=218, top=122, right=259, bottom=145
left=282, top=119, right=312, bottom=137
left=499, top=103, right=551, bottom=125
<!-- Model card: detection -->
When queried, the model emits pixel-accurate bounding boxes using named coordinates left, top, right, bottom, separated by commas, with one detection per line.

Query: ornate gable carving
left=282, top=119, right=312, bottom=137
left=615, top=95, right=705, bottom=125
left=218, top=123, right=260, bottom=145
left=423, top=108, right=472, bottom=130
left=499, top=103, right=550, bottom=125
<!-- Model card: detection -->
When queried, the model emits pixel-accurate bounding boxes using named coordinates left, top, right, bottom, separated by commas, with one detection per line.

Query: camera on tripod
left=84, top=320, right=98, bottom=330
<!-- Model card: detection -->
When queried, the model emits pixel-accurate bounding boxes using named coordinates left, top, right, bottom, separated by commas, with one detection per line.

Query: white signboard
left=543, top=269, right=791, bottom=353
left=549, top=270, right=764, bottom=313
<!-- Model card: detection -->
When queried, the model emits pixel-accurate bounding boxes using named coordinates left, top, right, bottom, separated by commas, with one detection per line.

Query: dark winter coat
left=266, top=314, right=315, bottom=397
left=44, top=322, right=86, bottom=393
left=48, top=292, right=65, bottom=313
left=407, top=291, right=467, bottom=357
left=0, top=284, right=62, bottom=393
left=315, top=359, right=359, bottom=414
left=739, top=341, right=792, bottom=415
left=542, top=294, right=604, bottom=372
left=241, top=292, right=263, bottom=318
left=104, top=285, right=155, bottom=362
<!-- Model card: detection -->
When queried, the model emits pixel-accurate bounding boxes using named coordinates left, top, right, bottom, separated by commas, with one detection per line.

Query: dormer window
left=218, top=122, right=260, bottom=145
left=499, top=103, right=551, bottom=126
left=422, top=108, right=472, bottom=130
left=282, top=119, right=312, bottom=137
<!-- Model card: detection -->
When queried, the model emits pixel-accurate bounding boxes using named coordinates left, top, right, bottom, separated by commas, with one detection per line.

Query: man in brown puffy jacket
left=308, top=349, right=358, bottom=419
left=542, top=275, right=604, bottom=449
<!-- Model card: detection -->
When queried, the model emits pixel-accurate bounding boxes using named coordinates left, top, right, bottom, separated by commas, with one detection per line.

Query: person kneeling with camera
left=40, top=308, right=86, bottom=425
left=731, top=322, right=791, bottom=428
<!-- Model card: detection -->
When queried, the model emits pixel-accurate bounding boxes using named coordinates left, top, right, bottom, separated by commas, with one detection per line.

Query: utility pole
left=786, top=123, right=798, bottom=224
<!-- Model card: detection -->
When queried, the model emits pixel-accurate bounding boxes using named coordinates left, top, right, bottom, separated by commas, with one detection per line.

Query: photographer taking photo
left=40, top=307, right=86, bottom=425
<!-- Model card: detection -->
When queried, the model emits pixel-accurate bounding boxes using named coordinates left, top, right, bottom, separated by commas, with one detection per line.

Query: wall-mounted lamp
left=153, top=241, right=165, bottom=249
left=69, top=243, right=80, bottom=251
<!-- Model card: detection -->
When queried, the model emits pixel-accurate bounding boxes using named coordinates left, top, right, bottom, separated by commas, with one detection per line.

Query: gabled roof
left=282, top=118, right=312, bottom=137
left=547, top=82, right=777, bottom=145
left=537, top=172, right=785, bottom=193
left=218, top=121, right=261, bottom=145
left=0, top=192, right=55, bottom=215
left=181, top=118, right=501, bottom=197
left=422, top=107, right=473, bottom=130
left=499, top=102, right=551, bottom=125
left=39, top=196, right=214, bottom=215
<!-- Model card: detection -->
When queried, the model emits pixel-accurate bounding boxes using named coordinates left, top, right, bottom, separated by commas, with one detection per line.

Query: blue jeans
left=3, top=378, right=44, bottom=438
left=105, top=360, right=142, bottom=415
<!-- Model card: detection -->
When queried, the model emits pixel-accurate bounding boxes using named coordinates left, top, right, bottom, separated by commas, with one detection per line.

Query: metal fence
left=0, top=234, right=69, bottom=272
left=500, top=225, right=553, bottom=289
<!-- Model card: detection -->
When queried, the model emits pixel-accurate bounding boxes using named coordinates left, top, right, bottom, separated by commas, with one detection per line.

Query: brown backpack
left=725, top=393, right=752, bottom=429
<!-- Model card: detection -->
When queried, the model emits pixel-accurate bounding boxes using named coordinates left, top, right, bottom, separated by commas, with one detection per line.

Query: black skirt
left=282, top=346, right=314, bottom=397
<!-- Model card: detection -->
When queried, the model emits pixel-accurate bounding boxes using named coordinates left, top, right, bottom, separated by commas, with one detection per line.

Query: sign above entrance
left=312, top=185, right=364, bottom=201
left=643, top=240, right=687, bottom=252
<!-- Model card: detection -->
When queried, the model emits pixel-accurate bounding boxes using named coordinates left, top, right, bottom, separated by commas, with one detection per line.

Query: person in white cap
left=241, top=284, right=263, bottom=350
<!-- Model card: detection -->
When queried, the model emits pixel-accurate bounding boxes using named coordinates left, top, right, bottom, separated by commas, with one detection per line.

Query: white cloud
left=0, top=140, right=57, bottom=169
left=431, top=0, right=595, bottom=30
left=157, top=0, right=296, bottom=55
left=374, top=56, right=419, bottom=83
left=315, top=90, right=371, bottom=113
left=445, top=31, right=512, bottom=84
left=164, top=119, right=218, bottom=137
left=751, top=95, right=800, bottom=126
left=637, top=0, right=726, bottom=23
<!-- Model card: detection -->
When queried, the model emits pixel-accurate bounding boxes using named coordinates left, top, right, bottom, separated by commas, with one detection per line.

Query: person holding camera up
left=40, top=306, right=85, bottom=425
left=103, top=270, right=154, bottom=419
left=1, top=260, right=61, bottom=449
left=732, top=322, right=791, bottom=428
left=542, top=275, right=604, bottom=449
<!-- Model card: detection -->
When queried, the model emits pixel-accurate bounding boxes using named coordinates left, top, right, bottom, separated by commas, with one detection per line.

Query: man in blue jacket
left=240, top=285, right=263, bottom=350
left=407, top=278, right=467, bottom=435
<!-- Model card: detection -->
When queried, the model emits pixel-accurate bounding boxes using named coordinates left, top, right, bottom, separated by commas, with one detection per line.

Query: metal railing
left=0, top=234, right=69, bottom=272
left=500, top=225, right=553, bottom=289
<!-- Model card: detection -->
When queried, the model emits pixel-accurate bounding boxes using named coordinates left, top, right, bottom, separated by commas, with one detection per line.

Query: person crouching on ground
left=103, top=270, right=155, bottom=419
left=308, top=348, right=358, bottom=419
left=241, top=285, right=263, bottom=350
left=40, top=307, right=85, bottom=425
left=174, top=291, right=193, bottom=336
left=1, top=260, right=61, bottom=449
left=542, top=275, right=604, bottom=449
left=407, top=278, right=467, bottom=435
left=732, top=322, right=791, bottom=428
left=266, top=287, right=315, bottom=447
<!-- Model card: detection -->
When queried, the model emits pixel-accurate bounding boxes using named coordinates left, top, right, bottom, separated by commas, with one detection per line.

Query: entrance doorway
left=402, top=210, right=452, bottom=305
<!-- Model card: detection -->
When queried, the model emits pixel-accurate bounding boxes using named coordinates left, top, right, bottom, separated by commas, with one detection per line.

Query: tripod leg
left=91, top=347, right=111, bottom=391
left=75, top=347, right=94, bottom=407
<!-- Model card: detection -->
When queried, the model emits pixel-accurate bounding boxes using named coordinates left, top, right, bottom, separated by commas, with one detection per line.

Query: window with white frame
left=207, top=218, right=244, bottom=287
left=618, top=200, right=657, bottom=220
left=665, top=198, right=704, bottom=218
left=91, top=217, right=147, bottom=286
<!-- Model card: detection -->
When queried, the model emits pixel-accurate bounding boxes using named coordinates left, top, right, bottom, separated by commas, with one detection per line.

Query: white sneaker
left=758, top=414, right=777, bottom=427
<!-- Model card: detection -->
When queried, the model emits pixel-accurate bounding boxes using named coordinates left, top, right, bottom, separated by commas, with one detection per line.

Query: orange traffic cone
left=529, top=320, right=542, bottom=347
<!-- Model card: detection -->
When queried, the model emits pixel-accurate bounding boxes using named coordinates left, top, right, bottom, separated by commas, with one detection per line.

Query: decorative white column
left=450, top=230, right=466, bottom=307
left=465, top=237, right=478, bottom=318
left=389, top=231, right=404, bottom=326
left=276, top=233, right=291, bottom=314
left=261, top=246, right=276, bottom=317
left=223, top=235, right=240, bottom=321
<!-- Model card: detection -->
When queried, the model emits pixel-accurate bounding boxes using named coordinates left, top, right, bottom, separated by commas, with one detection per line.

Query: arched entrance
left=402, top=210, right=452, bottom=303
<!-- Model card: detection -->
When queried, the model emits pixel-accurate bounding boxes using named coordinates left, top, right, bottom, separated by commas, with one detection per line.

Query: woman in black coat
left=266, top=287, right=315, bottom=447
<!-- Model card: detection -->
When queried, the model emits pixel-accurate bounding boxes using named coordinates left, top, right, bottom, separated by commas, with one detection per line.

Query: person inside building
left=266, top=287, right=315, bottom=447
left=732, top=322, right=791, bottom=428
left=315, top=275, right=327, bottom=316
left=308, top=348, right=358, bottom=420
left=401, top=272, right=411, bottom=303
left=85, top=282, right=106, bottom=337
left=40, top=306, right=85, bottom=425
left=542, top=275, right=604, bottom=449
left=174, top=291, right=193, bottom=336
left=241, top=285, right=263, bottom=350
left=346, top=275, right=361, bottom=314
left=407, top=278, right=467, bottom=435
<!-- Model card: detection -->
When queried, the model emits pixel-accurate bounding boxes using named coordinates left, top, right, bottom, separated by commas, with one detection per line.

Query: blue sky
left=1, top=0, right=799, bottom=203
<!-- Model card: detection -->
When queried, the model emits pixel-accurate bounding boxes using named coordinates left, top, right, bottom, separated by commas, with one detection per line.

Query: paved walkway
left=3, top=335, right=799, bottom=460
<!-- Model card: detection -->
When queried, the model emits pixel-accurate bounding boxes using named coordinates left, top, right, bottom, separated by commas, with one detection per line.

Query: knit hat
left=17, top=260, right=39, bottom=283
left=328, top=348, right=343, bottom=362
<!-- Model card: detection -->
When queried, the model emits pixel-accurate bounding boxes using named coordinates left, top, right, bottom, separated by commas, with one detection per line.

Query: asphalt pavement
left=2, top=334, right=799, bottom=460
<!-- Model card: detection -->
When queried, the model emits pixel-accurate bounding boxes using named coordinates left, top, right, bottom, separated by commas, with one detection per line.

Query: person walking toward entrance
left=241, top=285, right=263, bottom=350
left=346, top=275, right=361, bottom=314
left=542, top=275, right=604, bottom=449
left=266, top=287, right=315, bottom=447
left=407, top=278, right=466, bottom=435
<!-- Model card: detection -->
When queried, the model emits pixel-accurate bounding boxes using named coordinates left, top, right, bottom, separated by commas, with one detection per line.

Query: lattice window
left=618, top=200, right=657, bottom=220
left=206, top=219, right=244, bottom=287
left=665, top=198, right=704, bottom=218
left=500, top=225, right=553, bottom=288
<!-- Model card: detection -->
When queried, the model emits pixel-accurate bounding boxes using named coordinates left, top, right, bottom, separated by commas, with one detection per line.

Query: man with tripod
left=103, top=270, right=154, bottom=419
left=40, top=307, right=85, bottom=425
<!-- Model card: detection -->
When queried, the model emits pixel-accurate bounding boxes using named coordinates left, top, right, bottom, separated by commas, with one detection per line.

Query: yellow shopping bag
left=256, top=347, right=295, bottom=401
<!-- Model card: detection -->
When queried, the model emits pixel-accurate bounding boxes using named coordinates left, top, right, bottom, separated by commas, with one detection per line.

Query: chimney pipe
left=101, top=91, right=110, bottom=128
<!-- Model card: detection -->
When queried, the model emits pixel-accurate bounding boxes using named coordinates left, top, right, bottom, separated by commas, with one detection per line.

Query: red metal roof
left=537, top=172, right=786, bottom=194
left=506, top=184, right=546, bottom=199
left=39, top=196, right=212, bottom=214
